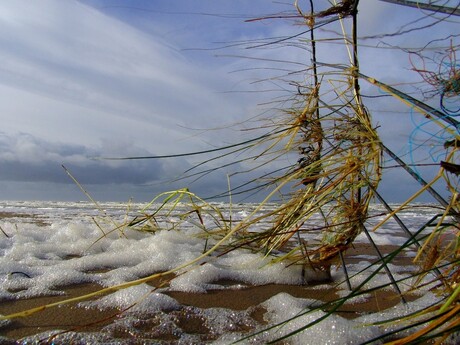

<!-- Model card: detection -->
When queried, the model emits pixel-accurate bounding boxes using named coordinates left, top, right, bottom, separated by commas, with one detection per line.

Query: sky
left=0, top=0, right=458, bottom=203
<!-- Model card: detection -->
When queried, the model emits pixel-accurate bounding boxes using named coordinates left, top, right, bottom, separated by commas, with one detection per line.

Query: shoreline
left=0, top=277, right=421, bottom=341
left=1, top=239, right=420, bottom=342
left=0, top=203, right=439, bottom=343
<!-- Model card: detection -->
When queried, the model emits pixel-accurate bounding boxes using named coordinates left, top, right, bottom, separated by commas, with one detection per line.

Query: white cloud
left=0, top=0, right=251, bottom=153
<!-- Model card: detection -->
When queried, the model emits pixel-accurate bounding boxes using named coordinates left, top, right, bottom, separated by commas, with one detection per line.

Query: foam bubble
left=83, top=284, right=180, bottom=315
left=0, top=314, right=11, bottom=329
left=0, top=201, right=447, bottom=343
left=169, top=252, right=302, bottom=292
left=260, top=293, right=382, bottom=345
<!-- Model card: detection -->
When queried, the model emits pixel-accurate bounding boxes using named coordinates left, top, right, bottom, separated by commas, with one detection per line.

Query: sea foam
left=0, top=200, right=447, bottom=344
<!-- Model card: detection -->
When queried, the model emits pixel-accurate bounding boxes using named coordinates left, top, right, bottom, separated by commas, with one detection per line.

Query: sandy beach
left=0, top=241, right=421, bottom=343
left=1, top=279, right=417, bottom=341
left=1, top=201, right=449, bottom=344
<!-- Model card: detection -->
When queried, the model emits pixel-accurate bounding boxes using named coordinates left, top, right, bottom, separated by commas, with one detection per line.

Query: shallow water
left=0, top=200, right=453, bottom=344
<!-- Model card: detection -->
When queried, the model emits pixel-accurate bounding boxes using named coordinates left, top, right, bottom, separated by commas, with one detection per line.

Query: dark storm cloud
left=0, top=132, right=165, bottom=185
left=0, top=132, right=261, bottom=202
left=0, top=159, right=163, bottom=185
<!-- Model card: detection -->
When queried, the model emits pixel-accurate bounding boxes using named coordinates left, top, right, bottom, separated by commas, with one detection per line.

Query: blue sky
left=0, top=0, right=458, bottom=203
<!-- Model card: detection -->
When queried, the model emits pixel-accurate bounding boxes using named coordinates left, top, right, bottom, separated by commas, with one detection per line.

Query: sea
left=0, top=200, right=456, bottom=344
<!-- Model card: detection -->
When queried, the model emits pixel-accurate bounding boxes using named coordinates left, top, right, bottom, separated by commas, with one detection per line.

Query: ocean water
left=0, top=200, right=454, bottom=344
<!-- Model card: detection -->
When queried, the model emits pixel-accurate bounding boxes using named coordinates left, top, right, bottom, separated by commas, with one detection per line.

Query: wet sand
left=0, top=208, right=426, bottom=342
left=0, top=244, right=420, bottom=342
left=0, top=280, right=418, bottom=341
